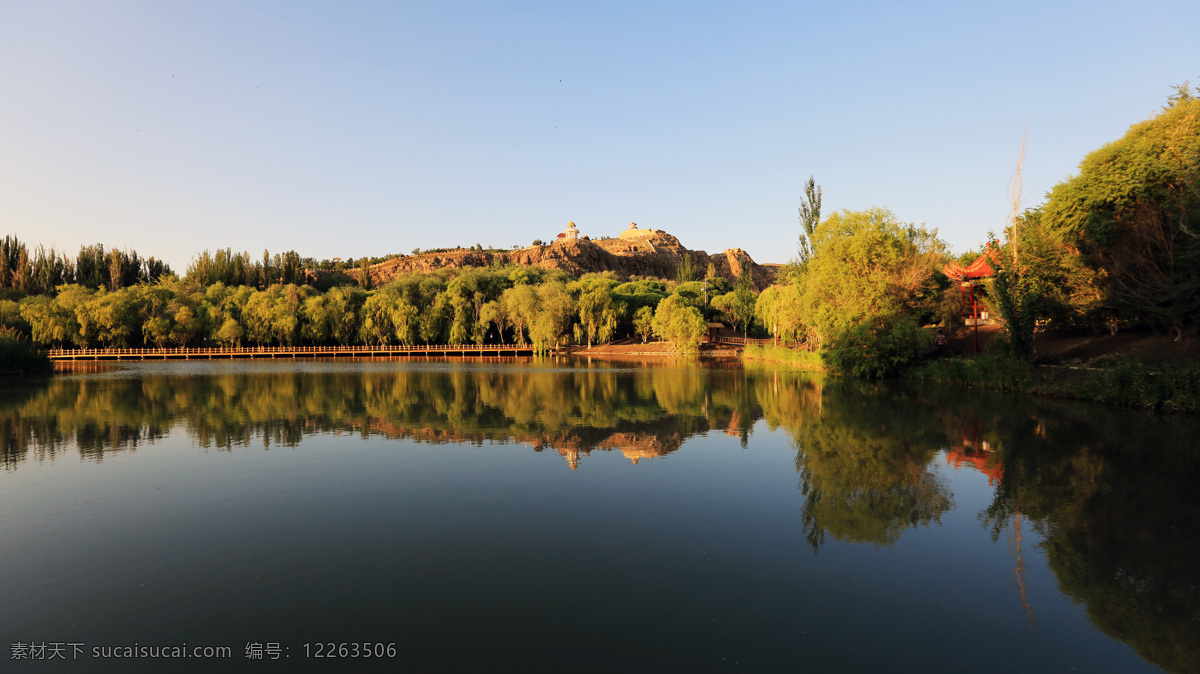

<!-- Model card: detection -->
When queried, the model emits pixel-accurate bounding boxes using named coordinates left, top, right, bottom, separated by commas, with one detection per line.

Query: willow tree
left=571, top=274, right=624, bottom=348
left=652, top=295, right=707, bottom=353
left=797, top=207, right=945, bottom=347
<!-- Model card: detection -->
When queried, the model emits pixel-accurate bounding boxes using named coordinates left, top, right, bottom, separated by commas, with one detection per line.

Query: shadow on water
left=1, top=362, right=1198, bottom=672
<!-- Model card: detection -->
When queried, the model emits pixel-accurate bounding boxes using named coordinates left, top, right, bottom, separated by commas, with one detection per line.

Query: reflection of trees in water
left=893, top=381, right=1200, bottom=674
left=766, top=376, right=1200, bottom=673
left=972, top=400, right=1200, bottom=674
left=762, top=379, right=953, bottom=550
left=4, top=365, right=1198, bottom=672
left=0, top=366, right=771, bottom=470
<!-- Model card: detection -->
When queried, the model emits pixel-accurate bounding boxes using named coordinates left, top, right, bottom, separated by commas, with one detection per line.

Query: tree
left=797, top=175, right=822, bottom=265
left=731, top=255, right=758, bottom=336
left=755, top=283, right=806, bottom=344
left=216, top=318, right=244, bottom=347
left=325, top=286, right=365, bottom=345
left=357, top=259, right=373, bottom=290
left=675, top=253, right=697, bottom=284
left=529, top=281, right=574, bottom=352
left=633, top=305, right=655, bottom=343
left=390, top=297, right=419, bottom=345
left=710, top=293, right=740, bottom=333
left=989, top=134, right=1042, bottom=359
left=479, top=300, right=507, bottom=343
left=501, top=284, right=538, bottom=345
left=89, top=289, right=140, bottom=347
left=19, top=295, right=75, bottom=346
left=301, top=294, right=333, bottom=344
left=797, top=207, right=946, bottom=350
left=571, top=275, right=623, bottom=348
left=1039, top=92, right=1200, bottom=338
left=361, top=289, right=397, bottom=345
left=652, top=295, right=707, bottom=353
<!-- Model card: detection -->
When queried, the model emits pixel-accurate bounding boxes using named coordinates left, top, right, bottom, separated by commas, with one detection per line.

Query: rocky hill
left=357, top=227, right=777, bottom=290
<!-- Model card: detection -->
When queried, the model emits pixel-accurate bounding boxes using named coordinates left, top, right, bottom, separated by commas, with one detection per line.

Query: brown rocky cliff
left=359, top=230, right=777, bottom=290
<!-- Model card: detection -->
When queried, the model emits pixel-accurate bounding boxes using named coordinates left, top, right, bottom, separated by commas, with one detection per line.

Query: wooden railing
left=46, top=344, right=534, bottom=360
left=712, top=336, right=777, bottom=347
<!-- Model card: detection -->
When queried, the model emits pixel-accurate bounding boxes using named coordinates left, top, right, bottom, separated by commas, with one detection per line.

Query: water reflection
left=0, top=363, right=773, bottom=470
left=1, top=362, right=1198, bottom=672
left=768, top=380, right=955, bottom=550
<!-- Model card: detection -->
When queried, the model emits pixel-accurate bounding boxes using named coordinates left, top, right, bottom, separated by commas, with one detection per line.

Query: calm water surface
left=1, top=359, right=1197, bottom=673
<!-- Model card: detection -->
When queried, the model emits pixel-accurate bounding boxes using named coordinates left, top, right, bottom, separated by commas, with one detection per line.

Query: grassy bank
left=908, top=354, right=1200, bottom=413
left=0, top=331, right=51, bottom=376
left=741, top=345, right=825, bottom=371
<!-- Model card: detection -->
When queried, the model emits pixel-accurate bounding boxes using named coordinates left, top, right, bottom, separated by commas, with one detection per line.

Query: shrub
left=742, top=345, right=824, bottom=370
left=0, top=328, right=51, bottom=375
left=1074, top=358, right=1200, bottom=412
left=908, top=352, right=1034, bottom=392
left=824, top=313, right=931, bottom=378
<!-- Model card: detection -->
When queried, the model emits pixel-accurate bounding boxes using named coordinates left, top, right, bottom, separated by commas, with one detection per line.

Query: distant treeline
left=0, top=252, right=763, bottom=352
left=0, top=237, right=172, bottom=295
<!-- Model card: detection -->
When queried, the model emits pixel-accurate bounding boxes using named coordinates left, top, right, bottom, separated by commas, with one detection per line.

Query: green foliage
left=796, top=175, right=822, bottom=264
left=742, top=345, right=824, bottom=370
left=529, top=281, right=573, bottom=352
left=570, top=274, right=625, bottom=347
left=0, top=328, right=50, bottom=374
left=989, top=261, right=1042, bottom=360
left=754, top=284, right=806, bottom=344
left=731, top=256, right=758, bottom=335
left=908, top=352, right=1035, bottom=392
left=501, top=283, right=538, bottom=345
left=633, top=305, right=655, bottom=343
left=1039, top=95, right=1200, bottom=335
left=0, top=236, right=171, bottom=295
left=1074, top=358, right=1200, bottom=412
left=672, top=281, right=706, bottom=308
left=613, top=279, right=668, bottom=312
left=357, top=258, right=372, bottom=290
left=652, top=295, right=707, bottom=353
left=675, top=253, right=697, bottom=283
left=797, top=207, right=946, bottom=348
left=823, top=313, right=931, bottom=378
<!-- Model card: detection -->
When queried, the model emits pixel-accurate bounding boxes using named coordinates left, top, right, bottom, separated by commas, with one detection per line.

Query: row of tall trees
left=0, top=238, right=171, bottom=295
left=185, top=248, right=309, bottom=288
left=1, top=261, right=762, bottom=352
left=0, top=237, right=334, bottom=297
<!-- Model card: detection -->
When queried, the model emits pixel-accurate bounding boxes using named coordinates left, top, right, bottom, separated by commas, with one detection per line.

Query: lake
left=1, top=359, right=1196, bottom=673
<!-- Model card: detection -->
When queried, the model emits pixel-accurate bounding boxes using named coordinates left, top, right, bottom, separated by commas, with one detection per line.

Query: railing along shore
left=46, top=344, right=535, bottom=361
left=712, top=336, right=794, bottom=347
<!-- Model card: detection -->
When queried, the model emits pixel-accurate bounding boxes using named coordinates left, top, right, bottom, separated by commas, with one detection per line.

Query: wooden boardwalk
left=47, top=344, right=535, bottom=361
left=712, top=336, right=794, bottom=347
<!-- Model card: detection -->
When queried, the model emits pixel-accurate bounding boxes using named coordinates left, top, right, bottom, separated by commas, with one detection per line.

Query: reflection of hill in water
left=0, top=367, right=772, bottom=471
left=3, top=365, right=1199, bottom=672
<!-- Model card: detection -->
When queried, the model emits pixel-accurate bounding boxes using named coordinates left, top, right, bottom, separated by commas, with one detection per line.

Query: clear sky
left=2, top=1, right=1198, bottom=272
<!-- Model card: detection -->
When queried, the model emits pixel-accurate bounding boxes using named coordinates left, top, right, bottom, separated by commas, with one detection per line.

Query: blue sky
left=2, top=1, right=1198, bottom=272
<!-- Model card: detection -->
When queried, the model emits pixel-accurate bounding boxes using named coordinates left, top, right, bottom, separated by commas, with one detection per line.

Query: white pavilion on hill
left=557, top=221, right=580, bottom=241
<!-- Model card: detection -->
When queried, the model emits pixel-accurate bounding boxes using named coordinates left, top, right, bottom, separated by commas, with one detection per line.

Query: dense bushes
left=0, top=329, right=49, bottom=375
left=0, top=264, right=742, bottom=355
left=741, top=345, right=824, bottom=370
left=908, top=352, right=1035, bottom=393
left=824, top=314, right=931, bottom=378
left=1075, top=358, right=1200, bottom=412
